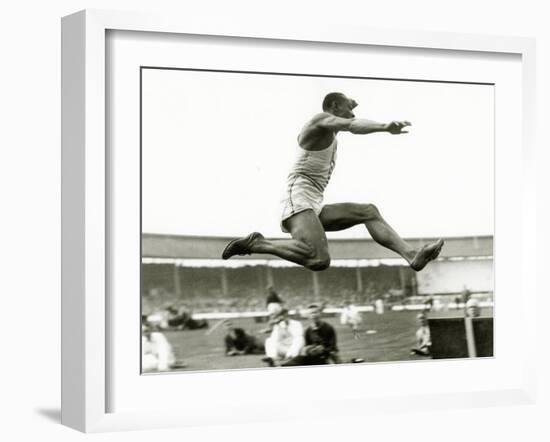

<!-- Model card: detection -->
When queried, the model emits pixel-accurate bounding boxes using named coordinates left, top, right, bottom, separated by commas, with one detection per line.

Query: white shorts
left=280, top=175, right=324, bottom=233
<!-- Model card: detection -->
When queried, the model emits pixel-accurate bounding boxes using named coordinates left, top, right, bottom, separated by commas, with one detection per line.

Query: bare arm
left=349, top=119, right=390, bottom=134
left=314, top=113, right=411, bottom=135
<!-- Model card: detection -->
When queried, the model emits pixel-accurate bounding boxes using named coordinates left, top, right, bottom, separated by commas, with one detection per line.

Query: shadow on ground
left=35, top=408, right=61, bottom=423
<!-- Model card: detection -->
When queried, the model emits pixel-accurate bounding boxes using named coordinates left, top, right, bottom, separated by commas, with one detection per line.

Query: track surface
left=161, top=310, right=435, bottom=372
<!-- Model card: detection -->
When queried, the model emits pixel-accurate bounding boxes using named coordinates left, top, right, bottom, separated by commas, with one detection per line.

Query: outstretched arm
left=345, top=118, right=411, bottom=134
left=314, top=113, right=411, bottom=135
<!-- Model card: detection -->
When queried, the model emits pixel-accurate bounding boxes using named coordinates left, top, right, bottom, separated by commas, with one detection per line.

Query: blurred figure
left=166, top=305, right=185, bottom=328
left=258, top=286, right=285, bottom=333
left=263, top=309, right=304, bottom=367
left=266, top=286, right=284, bottom=315
left=465, top=298, right=481, bottom=318
left=454, top=295, right=462, bottom=309
left=423, top=295, right=434, bottom=312
left=340, top=300, right=363, bottom=339
left=167, top=305, right=209, bottom=330
left=410, top=313, right=432, bottom=357
left=223, top=321, right=264, bottom=356
left=461, top=288, right=472, bottom=314
left=284, top=303, right=341, bottom=366
left=146, top=308, right=170, bottom=330
left=374, top=298, right=384, bottom=315
left=142, top=317, right=181, bottom=372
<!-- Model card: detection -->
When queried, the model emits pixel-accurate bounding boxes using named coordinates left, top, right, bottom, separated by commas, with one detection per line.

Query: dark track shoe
left=221, top=232, right=264, bottom=260
left=410, top=239, right=445, bottom=271
left=261, top=356, right=275, bottom=367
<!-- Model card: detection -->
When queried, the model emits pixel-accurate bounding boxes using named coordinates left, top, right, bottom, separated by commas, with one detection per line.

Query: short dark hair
left=322, top=92, right=346, bottom=111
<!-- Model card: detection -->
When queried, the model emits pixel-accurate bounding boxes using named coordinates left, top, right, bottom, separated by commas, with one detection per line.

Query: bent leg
left=226, top=210, right=331, bottom=271
left=252, top=210, right=330, bottom=271
left=319, top=203, right=416, bottom=262
left=319, top=203, right=443, bottom=270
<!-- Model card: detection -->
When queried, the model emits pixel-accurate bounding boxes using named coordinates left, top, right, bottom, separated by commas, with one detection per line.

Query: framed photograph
left=61, top=9, right=537, bottom=432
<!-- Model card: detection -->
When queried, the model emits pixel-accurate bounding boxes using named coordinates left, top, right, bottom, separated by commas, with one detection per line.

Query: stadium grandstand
left=141, top=234, right=493, bottom=316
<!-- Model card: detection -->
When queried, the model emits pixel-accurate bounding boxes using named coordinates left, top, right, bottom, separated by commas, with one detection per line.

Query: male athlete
left=222, top=92, right=444, bottom=271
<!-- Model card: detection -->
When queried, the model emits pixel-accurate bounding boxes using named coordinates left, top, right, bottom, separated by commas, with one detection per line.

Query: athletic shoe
left=261, top=356, right=275, bottom=367
left=222, top=232, right=264, bottom=260
left=170, top=361, right=187, bottom=369
left=410, top=239, right=444, bottom=271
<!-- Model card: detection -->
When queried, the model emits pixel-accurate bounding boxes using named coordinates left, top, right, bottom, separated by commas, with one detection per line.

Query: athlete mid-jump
left=222, top=92, right=444, bottom=271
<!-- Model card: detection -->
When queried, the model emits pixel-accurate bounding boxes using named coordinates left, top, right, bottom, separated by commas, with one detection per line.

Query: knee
left=361, top=203, right=380, bottom=221
left=306, top=254, right=331, bottom=271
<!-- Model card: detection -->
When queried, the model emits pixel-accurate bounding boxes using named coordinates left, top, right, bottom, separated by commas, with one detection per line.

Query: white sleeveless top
left=286, top=137, right=338, bottom=192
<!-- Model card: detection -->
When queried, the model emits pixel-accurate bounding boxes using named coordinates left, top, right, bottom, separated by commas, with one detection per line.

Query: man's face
left=333, top=96, right=358, bottom=118
left=309, top=308, right=321, bottom=324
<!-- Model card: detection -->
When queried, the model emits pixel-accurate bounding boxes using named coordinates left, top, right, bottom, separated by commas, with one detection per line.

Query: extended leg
left=319, top=203, right=443, bottom=271
left=222, top=209, right=331, bottom=271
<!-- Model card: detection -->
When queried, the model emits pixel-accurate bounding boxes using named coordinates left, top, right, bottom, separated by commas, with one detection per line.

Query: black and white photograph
left=140, top=67, right=494, bottom=373
left=0, top=0, right=546, bottom=436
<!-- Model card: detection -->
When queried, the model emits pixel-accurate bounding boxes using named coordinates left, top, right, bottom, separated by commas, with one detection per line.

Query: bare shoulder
left=301, top=113, right=334, bottom=134
left=298, top=113, right=334, bottom=150
left=308, top=112, right=353, bottom=132
left=309, top=112, right=333, bottom=126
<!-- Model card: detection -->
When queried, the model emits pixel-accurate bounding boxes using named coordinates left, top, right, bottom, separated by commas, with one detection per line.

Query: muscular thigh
left=319, top=203, right=368, bottom=231
left=284, top=209, right=329, bottom=257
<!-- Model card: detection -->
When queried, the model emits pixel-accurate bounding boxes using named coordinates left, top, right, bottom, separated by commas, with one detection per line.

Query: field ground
left=161, top=310, right=440, bottom=372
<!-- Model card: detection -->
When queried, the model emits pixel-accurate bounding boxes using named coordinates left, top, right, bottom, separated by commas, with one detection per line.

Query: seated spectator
left=223, top=321, right=264, bottom=356
left=283, top=303, right=341, bottom=366
left=146, top=309, right=171, bottom=330
left=166, top=305, right=186, bottom=328
left=167, top=305, right=208, bottom=330
left=142, top=318, right=182, bottom=372
left=410, top=313, right=432, bottom=356
left=263, top=308, right=304, bottom=367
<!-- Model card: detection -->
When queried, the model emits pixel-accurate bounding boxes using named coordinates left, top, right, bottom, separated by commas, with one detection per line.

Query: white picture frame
left=61, top=9, right=537, bottom=433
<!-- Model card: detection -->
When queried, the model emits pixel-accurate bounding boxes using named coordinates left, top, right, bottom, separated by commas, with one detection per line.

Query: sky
left=141, top=68, right=494, bottom=239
